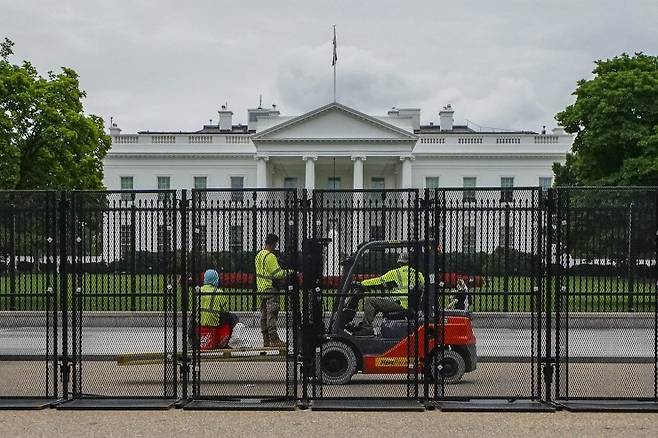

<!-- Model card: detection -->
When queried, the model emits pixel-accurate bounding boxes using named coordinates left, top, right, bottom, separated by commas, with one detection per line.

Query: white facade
left=99, top=102, right=571, bottom=261
left=104, top=102, right=571, bottom=193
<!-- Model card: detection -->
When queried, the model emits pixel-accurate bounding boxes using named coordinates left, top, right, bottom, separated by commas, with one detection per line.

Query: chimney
left=439, top=104, right=454, bottom=131
left=109, top=121, right=121, bottom=136
left=388, top=107, right=399, bottom=117
left=397, top=108, right=421, bottom=131
left=218, top=105, right=233, bottom=131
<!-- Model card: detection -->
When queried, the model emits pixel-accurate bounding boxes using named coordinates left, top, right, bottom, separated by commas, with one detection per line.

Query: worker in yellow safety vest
left=255, top=234, right=295, bottom=347
left=197, top=269, right=240, bottom=350
left=352, top=252, right=425, bottom=336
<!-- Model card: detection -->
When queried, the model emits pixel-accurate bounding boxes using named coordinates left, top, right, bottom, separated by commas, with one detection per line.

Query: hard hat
left=397, top=252, right=409, bottom=264
left=204, top=269, right=220, bottom=287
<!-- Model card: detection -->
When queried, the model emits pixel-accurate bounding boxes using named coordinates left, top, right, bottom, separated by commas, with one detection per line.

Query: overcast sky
left=2, top=0, right=657, bottom=133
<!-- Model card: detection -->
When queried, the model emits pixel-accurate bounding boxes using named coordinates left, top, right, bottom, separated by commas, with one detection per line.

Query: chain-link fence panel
left=189, top=189, right=299, bottom=403
left=0, top=191, right=59, bottom=404
left=306, top=190, right=422, bottom=401
left=68, top=191, right=178, bottom=401
left=553, top=188, right=658, bottom=406
left=427, top=188, right=543, bottom=404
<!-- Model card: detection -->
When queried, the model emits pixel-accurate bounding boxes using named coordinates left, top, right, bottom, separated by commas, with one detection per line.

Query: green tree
left=555, top=53, right=658, bottom=186
left=0, top=38, right=111, bottom=190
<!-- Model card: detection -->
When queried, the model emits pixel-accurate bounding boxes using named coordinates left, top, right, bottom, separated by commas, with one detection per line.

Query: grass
left=0, top=273, right=655, bottom=312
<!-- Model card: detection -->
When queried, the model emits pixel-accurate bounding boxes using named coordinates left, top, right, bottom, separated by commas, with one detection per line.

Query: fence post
left=130, top=198, right=137, bottom=311
left=654, top=189, right=658, bottom=402
left=627, top=201, right=635, bottom=311
left=251, top=190, right=258, bottom=312
left=180, top=189, right=189, bottom=400
left=58, top=191, right=70, bottom=399
left=503, top=203, right=510, bottom=312
left=9, top=195, right=16, bottom=311
left=543, top=189, right=554, bottom=402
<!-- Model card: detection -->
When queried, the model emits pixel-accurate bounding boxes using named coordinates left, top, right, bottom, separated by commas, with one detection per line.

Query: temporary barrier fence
left=0, top=187, right=655, bottom=412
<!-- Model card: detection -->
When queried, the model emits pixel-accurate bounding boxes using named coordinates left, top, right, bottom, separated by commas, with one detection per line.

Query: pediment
left=252, top=103, right=418, bottom=143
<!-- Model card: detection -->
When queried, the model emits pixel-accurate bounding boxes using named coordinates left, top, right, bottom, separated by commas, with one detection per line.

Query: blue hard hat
left=204, top=269, right=220, bottom=287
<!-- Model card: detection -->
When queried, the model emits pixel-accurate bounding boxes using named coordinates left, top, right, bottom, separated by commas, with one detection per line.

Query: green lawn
left=0, top=273, right=655, bottom=312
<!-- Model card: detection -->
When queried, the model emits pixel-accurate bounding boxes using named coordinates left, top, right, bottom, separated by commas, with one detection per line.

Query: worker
left=197, top=269, right=240, bottom=350
left=352, top=252, right=425, bottom=336
left=255, top=233, right=295, bottom=348
left=451, top=278, right=470, bottom=311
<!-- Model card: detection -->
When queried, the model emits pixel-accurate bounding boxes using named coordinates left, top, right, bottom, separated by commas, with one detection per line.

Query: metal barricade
left=187, top=189, right=299, bottom=409
left=552, top=187, right=658, bottom=411
left=427, top=188, right=547, bottom=410
left=0, top=191, right=59, bottom=408
left=61, top=191, right=179, bottom=409
left=304, top=189, right=424, bottom=409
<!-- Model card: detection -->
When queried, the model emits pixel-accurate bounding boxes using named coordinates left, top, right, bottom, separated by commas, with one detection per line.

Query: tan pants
left=259, top=290, right=280, bottom=340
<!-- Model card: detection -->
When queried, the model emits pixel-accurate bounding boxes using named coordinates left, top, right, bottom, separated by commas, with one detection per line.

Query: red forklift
left=302, top=239, right=477, bottom=386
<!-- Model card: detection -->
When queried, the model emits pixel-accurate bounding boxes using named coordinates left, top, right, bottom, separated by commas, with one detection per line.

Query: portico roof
left=251, top=102, right=419, bottom=143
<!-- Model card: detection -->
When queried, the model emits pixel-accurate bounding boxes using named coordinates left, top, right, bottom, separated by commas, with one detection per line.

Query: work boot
left=353, top=326, right=374, bottom=336
left=261, top=331, right=270, bottom=347
left=268, top=334, right=287, bottom=349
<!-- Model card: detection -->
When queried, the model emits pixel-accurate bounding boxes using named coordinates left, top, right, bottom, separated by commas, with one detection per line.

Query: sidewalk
left=1, top=410, right=657, bottom=438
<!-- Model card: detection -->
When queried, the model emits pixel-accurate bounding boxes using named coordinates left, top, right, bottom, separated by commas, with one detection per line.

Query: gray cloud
left=1, top=0, right=657, bottom=133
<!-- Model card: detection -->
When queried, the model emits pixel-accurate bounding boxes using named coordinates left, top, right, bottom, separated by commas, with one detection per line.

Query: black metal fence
left=0, top=187, right=655, bottom=411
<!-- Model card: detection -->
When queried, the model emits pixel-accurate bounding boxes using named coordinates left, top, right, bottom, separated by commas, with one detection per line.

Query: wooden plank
left=116, top=348, right=287, bottom=366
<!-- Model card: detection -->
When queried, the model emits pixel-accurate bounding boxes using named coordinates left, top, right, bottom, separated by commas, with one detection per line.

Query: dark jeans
left=362, top=297, right=405, bottom=329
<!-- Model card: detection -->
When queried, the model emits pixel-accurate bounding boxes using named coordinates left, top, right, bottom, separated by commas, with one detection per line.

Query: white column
left=255, top=155, right=269, bottom=188
left=400, top=155, right=414, bottom=189
left=303, top=155, right=317, bottom=191
left=351, top=155, right=366, bottom=189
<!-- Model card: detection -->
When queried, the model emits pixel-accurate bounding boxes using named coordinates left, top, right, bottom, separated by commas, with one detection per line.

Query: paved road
left=2, top=409, right=658, bottom=438
left=0, top=326, right=653, bottom=358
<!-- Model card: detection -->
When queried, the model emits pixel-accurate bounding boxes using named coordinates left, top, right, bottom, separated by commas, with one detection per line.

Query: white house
left=99, top=102, right=571, bottom=263
left=104, top=102, right=571, bottom=193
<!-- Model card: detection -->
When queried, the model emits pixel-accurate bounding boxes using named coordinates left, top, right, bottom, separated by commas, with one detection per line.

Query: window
left=194, top=176, right=207, bottom=189
left=501, top=177, right=514, bottom=202
left=463, top=177, right=476, bottom=202
left=120, top=176, right=133, bottom=201
left=157, top=176, right=170, bottom=201
left=157, top=223, right=172, bottom=253
left=539, top=177, right=552, bottom=191
left=230, top=176, right=244, bottom=201
left=462, top=223, right=476, bottom=253
left=371, top=177, right=385, bottom=190
left=284, top=177, right=298, bottom=189
left=369, top=224, right=385, bottom=241
left=195, top=225, right=207, bottom=253
left=368, top=177, right=385, bottom=203
left=194, top=176, right=207, bottom=201
left=119, top=224, right=131, bottom=260
left=425, top=177, right=439, bottom=189
left=499, top=221, right=514, bottom=249
left=327, top=177, right=341, bottom=190
left=229, top=225, right=243, bottom=252
left=157, top=176, right=170, bottom=190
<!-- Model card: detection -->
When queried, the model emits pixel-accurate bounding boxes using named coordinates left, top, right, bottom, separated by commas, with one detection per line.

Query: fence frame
left=0, top=187, right=656, bottom=411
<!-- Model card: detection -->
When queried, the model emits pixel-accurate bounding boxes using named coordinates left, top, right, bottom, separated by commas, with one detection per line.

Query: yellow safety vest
left=254, top=249, right=289, bottom=292
left=199, top=284, right=228, bottom=326
left=361, top=265, right=425, bottom=309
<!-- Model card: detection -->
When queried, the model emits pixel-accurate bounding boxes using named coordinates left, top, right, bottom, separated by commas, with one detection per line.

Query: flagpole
left=333, top=25, right=336, bottom=102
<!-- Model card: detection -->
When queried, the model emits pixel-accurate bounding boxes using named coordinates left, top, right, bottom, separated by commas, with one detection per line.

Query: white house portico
left=104, top=102, right=572, bottom=193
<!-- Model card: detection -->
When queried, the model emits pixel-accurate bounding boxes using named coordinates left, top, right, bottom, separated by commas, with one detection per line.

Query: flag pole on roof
left=332, top=25, right=337, bottom=102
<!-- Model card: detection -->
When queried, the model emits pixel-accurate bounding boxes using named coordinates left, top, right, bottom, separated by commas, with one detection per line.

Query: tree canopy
left=0, top=38, right=110, bottom=190
left=554, top=53, right=658, bottom=186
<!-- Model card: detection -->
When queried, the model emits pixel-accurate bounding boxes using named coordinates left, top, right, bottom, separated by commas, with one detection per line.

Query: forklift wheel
left=317, top=341, right=358, bottom=385
left=430, top=349, right=466, bottom=384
